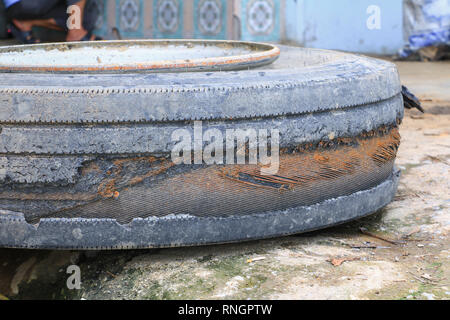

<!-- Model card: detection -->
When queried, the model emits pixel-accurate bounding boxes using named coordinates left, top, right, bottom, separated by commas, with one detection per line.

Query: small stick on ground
left=401, top=227, right=423, bottom=241
left=350, top=244, right=391, bottom=249
left=329, top=257, right=361, bottom=266
left=106, top=271, right=117, bottom=278
left=359, top=227, right=405, bottom=245
left=408, top=272, right=438, bottom=284
left=425, top=155, right=449, bottom=166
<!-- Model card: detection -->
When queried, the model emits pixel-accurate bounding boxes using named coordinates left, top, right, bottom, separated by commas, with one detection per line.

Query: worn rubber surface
left=0, top=46, right=400, bottom=124
left=0, top=45, right=404, bottom=249
left=0, top=169, right=400, bottom=249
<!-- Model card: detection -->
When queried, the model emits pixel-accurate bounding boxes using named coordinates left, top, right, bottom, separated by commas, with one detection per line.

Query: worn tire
left=0, top=45, right=404, bottom=249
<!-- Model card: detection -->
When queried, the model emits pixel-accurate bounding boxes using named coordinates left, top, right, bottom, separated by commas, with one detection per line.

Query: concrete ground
left=0, top=59, right=449, bottom=301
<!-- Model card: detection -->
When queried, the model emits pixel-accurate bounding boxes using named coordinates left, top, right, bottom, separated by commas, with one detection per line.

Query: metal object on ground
left=0, top=40, right=280, bottom=73
left=0, top=42, right=404, bottom=249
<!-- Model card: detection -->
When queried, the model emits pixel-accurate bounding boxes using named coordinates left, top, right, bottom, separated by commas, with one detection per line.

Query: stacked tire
left=0, top=45, right=403, bottom=249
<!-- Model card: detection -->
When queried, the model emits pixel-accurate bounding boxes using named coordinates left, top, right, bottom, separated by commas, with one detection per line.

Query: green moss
left=197, top=255, right=213, bottom=263
left=143, top=282, right=173, bottom=300
left=206, top=255, right=247, bottom=279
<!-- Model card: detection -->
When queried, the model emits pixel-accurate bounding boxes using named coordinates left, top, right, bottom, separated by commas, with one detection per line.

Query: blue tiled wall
left=115, top=0, right=144, bottom=38
left=241, top=0, right=281, bottom=42
left=152, top=0, right=184, bottom=39
left=87, top=0, right=405, bottom=53
left=91, top=0, right=283, bottom=42
left=193, top=0, right=228, bottom=39
left=91, top=0, right=109, bottom=38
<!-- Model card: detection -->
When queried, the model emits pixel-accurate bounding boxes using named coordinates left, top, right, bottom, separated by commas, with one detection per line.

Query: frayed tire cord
left=0, top=44, right=404, bottom=249
left=0, top=169, right=400, bottom=250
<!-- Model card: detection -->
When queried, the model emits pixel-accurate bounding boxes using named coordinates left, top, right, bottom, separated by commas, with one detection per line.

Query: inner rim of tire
left=0, top=39, right=280, bottom=73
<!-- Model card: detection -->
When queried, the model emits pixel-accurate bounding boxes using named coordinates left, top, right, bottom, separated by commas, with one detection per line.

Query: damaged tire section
left=0, top=45, right=404, bottom=249
left=0, top=171, right=400, bottom=249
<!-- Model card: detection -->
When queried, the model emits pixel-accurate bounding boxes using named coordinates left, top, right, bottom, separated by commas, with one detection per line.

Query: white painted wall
left=285, top=0, right=404, bottom=54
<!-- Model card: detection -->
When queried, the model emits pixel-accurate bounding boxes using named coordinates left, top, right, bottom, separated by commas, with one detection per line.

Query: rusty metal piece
left=0, top=40, right=280, bottom=73
left=220, top=127, right=400, bottom=192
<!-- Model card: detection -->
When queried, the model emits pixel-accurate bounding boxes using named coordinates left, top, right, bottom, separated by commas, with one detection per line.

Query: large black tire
left=0, top=45, right=404, bottom=249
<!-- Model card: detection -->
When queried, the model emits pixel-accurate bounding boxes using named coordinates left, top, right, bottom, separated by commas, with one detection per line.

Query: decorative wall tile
left=248, top=0, right=274, bottom=35
left=194, top=0, right=227, bottom=39
left=90, top=0, right=108, bottom=38
left=115, top=0, right=143, bottom=38
left=241, top=0, right=280, bottom=42
left=120, top=0, right=139, bottom=31
left=153, top=0, right=183, bottom=38
left=89, top=0, right=282, bottom=41
left=92, top=0, right=105, bottom=29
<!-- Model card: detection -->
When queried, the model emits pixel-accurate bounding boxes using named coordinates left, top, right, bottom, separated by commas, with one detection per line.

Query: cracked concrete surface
left=0, top=59, right=449, bottom=300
